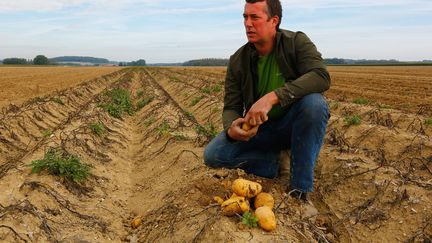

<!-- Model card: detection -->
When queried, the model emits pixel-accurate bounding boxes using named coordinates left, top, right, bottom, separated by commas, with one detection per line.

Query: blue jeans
left=203, top=93, right=329, bottom=192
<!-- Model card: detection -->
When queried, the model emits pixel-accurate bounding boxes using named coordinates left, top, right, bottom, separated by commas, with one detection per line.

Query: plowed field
left=0, top=66, right=431, bottom=242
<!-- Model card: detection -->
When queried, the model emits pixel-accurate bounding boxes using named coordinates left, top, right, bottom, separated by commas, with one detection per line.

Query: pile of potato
left=214, top=178, right=276, bottom=231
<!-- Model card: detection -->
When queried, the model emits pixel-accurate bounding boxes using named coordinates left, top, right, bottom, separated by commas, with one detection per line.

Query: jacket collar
left=248, top=30, right=282, bottom=59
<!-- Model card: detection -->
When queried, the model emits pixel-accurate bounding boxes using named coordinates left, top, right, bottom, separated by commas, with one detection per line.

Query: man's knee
left=203, top=144, right=217, bottom=167
left=298, top=93, right=329, bottom=122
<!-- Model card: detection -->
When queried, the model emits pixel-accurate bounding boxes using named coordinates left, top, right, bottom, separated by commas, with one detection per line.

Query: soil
left=0, top=66, right=431, bottom=242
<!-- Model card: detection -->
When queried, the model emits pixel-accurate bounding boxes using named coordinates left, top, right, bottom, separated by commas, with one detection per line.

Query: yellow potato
left=131, top=216, right=142, bottom=229
left=255, top=206, right=276, bottom=231
left=254, top=192, right=275, bottom=209
left=232, top=178, right=262, bottom=198
left=241, top=122, right=252, bottom=131
left=213, top=196, right=224, bottom=205
left=221, top=196, right=250, bottom=216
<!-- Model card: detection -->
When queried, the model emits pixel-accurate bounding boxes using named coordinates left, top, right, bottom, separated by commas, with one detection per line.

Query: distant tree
left=33, top=55, right=49, bottom=65
left=128, top=59, right=146, bottom=66
left=3, top=58, right=28, bottom=65
left=50, top=56, right=110, bottom=64
left=183, top=58, right=229, bottom=66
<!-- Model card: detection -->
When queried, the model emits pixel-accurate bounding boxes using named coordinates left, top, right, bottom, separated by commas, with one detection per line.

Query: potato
left=241, top=122, right=252, bottom=131
left=221, top=196, right=250, bottom=216
left=255, top=206, right=276, bottom=231
left=214, top=196, right=224, bottom=205
left=232, top=178, right=262, bottom=198
left=254, top=192, right=274, bottom=209
left=131, top=216, right=142, bottom=229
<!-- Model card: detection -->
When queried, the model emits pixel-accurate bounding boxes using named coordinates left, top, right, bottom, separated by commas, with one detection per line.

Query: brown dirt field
left=0, top=66, right=123, bottom=109
left=0, top=66, right=431, bottom=242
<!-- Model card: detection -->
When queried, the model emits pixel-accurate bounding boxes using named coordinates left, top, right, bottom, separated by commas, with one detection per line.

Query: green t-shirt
left=256, top=52, right=287, bottom=120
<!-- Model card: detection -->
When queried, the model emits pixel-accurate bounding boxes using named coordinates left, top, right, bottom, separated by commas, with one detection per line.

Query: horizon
left=1, top=0, right=431, bottom=63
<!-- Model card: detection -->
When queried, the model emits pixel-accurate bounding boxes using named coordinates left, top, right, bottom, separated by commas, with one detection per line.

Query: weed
left=378, top=103, right=392, bottom=109
left=42, top=129, right=53, bottom=138
left=136, top=96, right=154, bottom=111
left=185, top=111, right=195, bottom=120
left=99, top=89, right=134, bottom=118
left=332, top=102, right=340, bottom=110
left=52, top=97, right=64, bottom=105
left=201, top=87, right=211, bottom=94
left=201, top=85, right=222, bottom=95
left=425, top=118, right=432, bottom=126
left=352, top=97, right=370, bottom=105
left=173, top=133, right=188, bottom=141
left=143, top=116, right=156, bottom=127
left=190, top=96, right=203, bottom=107
left=211, top=107, right=220, bottom=113
left=210, top=85, right=222, bottom=93
left=170, top=76, right=180, bottom=82
left=241, top=211, right=258, bottom=228
left=195, top=123, right=219, bottom=138
left=34, top=96, right=44, bottom=102
left=136, top=90, right=144, bottom=97
left=89, top=122, right=106, bottom=137
left=156, top=121, right=170, bottom=135
left=27, top=149, right=92, bottom=183
left=344, top=114, right=361, bottom=126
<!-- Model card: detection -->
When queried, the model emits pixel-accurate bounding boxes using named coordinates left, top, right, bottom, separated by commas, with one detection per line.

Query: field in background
left=0, top=66, right=123, bottom=109
left=0, top=66, right=431, bottom=242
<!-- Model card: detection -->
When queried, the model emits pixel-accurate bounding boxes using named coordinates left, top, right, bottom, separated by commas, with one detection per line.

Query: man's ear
left=271, top=16, right=279, bottom=28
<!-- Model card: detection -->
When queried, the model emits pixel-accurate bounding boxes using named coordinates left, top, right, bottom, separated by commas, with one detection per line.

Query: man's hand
left=227, top=118, right=259, bottom=141
left=244, top=91, right=279, bottom=126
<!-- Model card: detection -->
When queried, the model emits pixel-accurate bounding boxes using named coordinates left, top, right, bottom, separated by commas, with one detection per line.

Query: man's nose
left=244, top=17, right=252, bottom=27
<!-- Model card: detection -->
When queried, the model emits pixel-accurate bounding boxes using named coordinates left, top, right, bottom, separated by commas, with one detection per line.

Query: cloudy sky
left=1, top=0, right=431, bottom=63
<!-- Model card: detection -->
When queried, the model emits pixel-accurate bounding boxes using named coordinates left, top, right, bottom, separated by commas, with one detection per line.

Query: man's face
left=243, top=1, right=278, bottom=45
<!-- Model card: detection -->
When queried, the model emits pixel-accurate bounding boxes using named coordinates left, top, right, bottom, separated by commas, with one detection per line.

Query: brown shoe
left=278, top=149, right=291, bottom=181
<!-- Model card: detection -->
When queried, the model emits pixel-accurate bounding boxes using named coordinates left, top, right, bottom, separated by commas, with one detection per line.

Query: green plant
left=377, top=103, right=392, bottom=109
left=352, top=97, right=370, bottom=105
left=89, top=122, right=106, bottom=137
left=170, top=76, right=180, bottom=82
left=42, top=129, right=53, bottom=138
left=136, top=96, right=154, bottom=110
left=201, top=87, right=211, bottom=94
left=34, top=96, right=44, bottom=102
left=331, top=102, right=340, bottom=110
left=190, top=96, right=203, bottom=107
left=241, top=211, right=258, bottom=228
left=143, top=116, right=156, bottom=127
left=211, top=107, right=220, bottom=114
left=185, top=111, right=195, bottom=120
left=136, top=90, right=144, bottom=97
left=99, top=89, right=134, bottom=118
left=344, top=114, right=361, bottom=126
left=173, top=133, right=188, bottom=141
left=27, top=149, right=92, bottom=183
left=156, top=122, right=170, bottom=135
left=210, top=85, right=222, bottom=93
left=425, top=118, right=432, bottom=126
left=195, top=123, right=219, bottom=138
left=52, top=97, right=64, bottom=105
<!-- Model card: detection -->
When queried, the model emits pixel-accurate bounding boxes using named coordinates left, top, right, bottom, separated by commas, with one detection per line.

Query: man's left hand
left=244, top=91, right=279, bottom=126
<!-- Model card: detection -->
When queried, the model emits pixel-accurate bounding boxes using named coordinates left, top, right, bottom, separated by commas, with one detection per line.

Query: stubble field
left=0, top=66, right=431, bottom=242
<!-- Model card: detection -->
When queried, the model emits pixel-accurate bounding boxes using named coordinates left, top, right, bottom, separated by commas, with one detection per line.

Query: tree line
left=1, top=55, right=49, bottom=65
left=118, top=59, right=146, bottom=66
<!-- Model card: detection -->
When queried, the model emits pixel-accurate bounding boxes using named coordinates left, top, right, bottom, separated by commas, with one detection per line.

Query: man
left=204, top=0, right=330, bottom=201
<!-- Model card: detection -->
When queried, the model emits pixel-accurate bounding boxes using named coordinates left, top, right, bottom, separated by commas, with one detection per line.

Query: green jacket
left=223, top=29, right=331, bottom=129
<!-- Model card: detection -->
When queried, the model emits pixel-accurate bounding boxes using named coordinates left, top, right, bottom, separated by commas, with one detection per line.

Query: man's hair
left=245, top=0, right=282, bottom=30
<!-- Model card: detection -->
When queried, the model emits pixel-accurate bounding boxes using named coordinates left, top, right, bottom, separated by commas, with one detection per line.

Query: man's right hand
left=227, top=118, right=259, bottom=141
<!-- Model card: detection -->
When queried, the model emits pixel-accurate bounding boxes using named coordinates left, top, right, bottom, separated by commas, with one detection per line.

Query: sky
left=1, top=0, right=431, bottom=63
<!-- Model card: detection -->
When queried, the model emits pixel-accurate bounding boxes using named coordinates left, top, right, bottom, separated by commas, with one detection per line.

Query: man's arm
left=222, top=58, right=243, bottom=130
left=274, top=32, right=331, bottom=108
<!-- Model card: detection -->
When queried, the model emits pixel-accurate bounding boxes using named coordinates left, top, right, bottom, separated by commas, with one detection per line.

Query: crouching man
left=203, top=0, right=330, bottom=201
